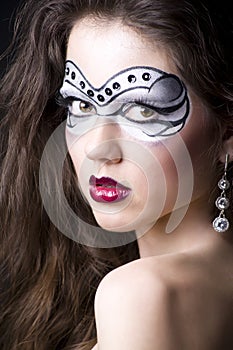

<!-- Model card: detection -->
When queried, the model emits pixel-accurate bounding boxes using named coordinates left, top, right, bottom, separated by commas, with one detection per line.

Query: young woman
left=0, top=0, right=233, bottom=349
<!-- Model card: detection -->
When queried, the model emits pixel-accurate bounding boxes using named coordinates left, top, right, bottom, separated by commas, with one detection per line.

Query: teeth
left=96, top=190, right=116, bottom=197
left=108, top=191, right=115, bottom=197
left=96, top=189, right=129, bottom=198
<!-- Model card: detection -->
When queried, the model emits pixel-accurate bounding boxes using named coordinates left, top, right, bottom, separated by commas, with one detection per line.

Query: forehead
left=67, top=17, right=177, bottom=87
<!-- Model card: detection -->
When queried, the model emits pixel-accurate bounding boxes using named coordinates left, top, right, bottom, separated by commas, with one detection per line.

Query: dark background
left=0, top=1, right=21, bottom=77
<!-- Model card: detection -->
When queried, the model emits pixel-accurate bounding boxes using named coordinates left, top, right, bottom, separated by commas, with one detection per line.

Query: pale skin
left=65, top=18, right=233, bottom=350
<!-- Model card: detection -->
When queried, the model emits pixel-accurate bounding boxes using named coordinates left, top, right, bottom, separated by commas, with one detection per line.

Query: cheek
left=148, top=142, right=179, bottom=214
left=180, top=105, right=217, bottom=194
left=66, top=128, right=84, bottom=175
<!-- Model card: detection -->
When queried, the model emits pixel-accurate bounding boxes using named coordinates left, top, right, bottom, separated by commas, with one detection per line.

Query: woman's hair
left=0, top=0, right=233, bottom=349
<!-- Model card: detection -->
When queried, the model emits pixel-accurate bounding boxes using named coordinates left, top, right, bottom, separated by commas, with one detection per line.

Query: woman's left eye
left=124, top=105, right=159, bottom=122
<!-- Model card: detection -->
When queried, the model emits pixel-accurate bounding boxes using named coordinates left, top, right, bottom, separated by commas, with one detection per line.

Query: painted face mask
left=59, top=60, right=190, bottom=142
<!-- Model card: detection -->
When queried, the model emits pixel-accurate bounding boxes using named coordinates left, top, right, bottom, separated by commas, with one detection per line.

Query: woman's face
left=61, top=18, right=216, bottom=235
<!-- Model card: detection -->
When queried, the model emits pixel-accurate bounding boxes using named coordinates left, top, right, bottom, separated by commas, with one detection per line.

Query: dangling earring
left=213, top=154, right=230, bottom=232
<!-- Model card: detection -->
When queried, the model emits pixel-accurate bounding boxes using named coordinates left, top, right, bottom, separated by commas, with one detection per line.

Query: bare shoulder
left=94, top=249, right=233, bottom=349
left=94, top=257, right=173, bottom=350
left=96, top=246, right=232, bottom=303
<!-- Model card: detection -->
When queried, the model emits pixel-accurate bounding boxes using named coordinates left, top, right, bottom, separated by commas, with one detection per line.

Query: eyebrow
left=60, top=61, right=171, bottom=105
left=59, top=60, right=189, bottom=122
left=61, top=78, right=155, bottom=106
left=60, top=81, right=188, bottom=115
left=64, top=59, right=170, bottom=88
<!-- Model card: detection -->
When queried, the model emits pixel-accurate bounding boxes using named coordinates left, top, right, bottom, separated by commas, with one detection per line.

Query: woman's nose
left=84, top=118, right=123, bottom=164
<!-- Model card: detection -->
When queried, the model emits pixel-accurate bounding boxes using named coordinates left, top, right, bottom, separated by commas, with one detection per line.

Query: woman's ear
left=219, top=136, right=233, bottom=163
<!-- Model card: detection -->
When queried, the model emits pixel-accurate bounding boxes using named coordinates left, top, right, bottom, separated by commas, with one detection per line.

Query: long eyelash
left=127, top=96, right=156, bottom=109
left=131, top=96, right=151, bottom=106
left=130, top=96, right=185, bottom=115
left=55, top=93, right=77, bottom=108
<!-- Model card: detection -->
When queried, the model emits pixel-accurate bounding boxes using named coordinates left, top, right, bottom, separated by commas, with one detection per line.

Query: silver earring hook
left=224, top=153, right=229, bottom=173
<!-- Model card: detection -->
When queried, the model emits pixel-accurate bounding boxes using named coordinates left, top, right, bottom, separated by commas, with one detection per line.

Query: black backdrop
left=0, top=1, right=21, bottom=76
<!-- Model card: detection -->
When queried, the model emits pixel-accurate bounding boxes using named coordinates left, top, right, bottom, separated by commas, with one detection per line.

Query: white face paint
left=59, top=61, right=190, bottom=142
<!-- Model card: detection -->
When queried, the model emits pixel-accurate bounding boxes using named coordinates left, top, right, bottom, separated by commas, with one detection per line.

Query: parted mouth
left=89, top=175, right=130, bottom=189
left=89, top=175, right=131, bottom=203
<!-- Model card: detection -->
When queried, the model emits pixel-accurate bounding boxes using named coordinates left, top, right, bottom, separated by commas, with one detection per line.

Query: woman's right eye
left=69, top=100, right=96, bottom=117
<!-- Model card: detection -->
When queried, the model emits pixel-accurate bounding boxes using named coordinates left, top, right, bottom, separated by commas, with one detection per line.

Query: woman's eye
left=140, top=107, right=155, bottom=118
left=69, top=100, right=96, bottom=116
left=79, top=101, right=94, bottom=113
left=124, top=105, right=159, bottom=122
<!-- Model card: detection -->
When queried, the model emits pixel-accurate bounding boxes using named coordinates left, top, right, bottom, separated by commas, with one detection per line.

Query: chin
left=92, top=209, right=156, bottom=235
left=92, top=209, right=134, bottom=231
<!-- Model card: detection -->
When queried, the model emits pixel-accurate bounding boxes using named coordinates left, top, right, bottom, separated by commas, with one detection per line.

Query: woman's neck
left=137, top=196, right=223, bottom=258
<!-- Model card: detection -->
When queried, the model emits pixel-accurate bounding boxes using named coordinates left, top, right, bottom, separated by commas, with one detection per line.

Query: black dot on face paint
left=142, top=73, right=151, bottom=81
left=87, top=90, right=94, bottom=97
left=97, top=94, right=105, bottom=102
left=80, top=81, right=85, bottom=89
left=71, top=72, right=76, bottom=80
left=113, top=82, right=121, bottom=90
left=105, top=88, right=113, bottom=96
left=65, top=67, right=70, bottom=75
left=128, top=75, right=136, bottom=83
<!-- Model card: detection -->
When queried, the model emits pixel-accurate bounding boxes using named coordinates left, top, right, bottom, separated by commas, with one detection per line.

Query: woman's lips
left=89, top=175, right=131, bottom=203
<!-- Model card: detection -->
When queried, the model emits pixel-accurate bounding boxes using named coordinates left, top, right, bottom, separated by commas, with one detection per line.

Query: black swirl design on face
left=59, top=61, right=190, bottom=139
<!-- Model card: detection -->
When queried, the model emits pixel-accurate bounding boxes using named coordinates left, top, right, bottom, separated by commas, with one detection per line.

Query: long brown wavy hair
left=0, top=0, right=233, bottom=349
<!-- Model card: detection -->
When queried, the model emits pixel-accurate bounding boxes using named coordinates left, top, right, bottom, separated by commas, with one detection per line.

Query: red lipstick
left=89, top=175, right=131, bottom=203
